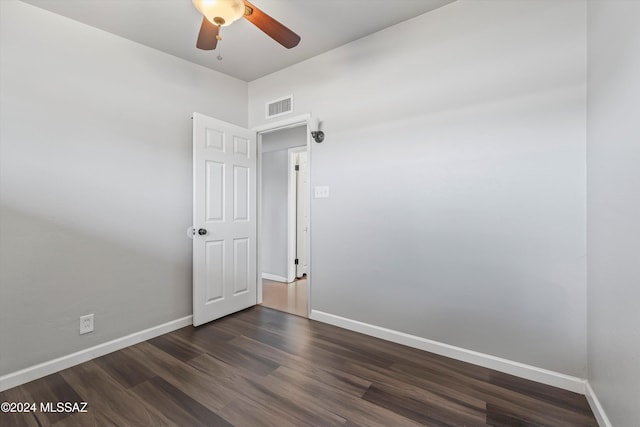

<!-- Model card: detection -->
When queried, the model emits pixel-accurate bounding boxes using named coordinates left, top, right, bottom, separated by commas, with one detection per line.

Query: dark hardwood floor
left=0, top=306, right=597, bottom=426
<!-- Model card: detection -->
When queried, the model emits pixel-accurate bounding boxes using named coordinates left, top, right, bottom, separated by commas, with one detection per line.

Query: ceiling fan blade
left=196, top=17, right=219, bottom=50
left=243, top=0, right=300, bottom=49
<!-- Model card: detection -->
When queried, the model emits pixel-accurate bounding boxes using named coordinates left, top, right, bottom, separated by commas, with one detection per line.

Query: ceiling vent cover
left=266, top=95, right=293, bottom=119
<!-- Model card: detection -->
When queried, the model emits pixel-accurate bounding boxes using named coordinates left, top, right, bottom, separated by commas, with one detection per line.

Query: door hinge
left=295, top=165, right=299, bottom=171
left=294, top=258, right=299, bottom=265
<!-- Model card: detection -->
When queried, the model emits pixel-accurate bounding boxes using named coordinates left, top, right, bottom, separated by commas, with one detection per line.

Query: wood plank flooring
left=262, top=278, right=309, bottom=317
left=0, top=306, right=597, bottom=426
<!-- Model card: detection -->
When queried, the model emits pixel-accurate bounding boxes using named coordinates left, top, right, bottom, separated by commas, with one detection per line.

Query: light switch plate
left=314, top=186, right=330, bottom=199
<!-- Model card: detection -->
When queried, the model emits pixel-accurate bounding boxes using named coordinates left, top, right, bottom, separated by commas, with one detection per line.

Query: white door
left=192, top=112, right=256, bottom=326
left=296, top=151, right=309, bottom=278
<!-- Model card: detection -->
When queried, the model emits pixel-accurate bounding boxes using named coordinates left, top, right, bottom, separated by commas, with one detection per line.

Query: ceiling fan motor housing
left=192, top=0, right=245, bottom=27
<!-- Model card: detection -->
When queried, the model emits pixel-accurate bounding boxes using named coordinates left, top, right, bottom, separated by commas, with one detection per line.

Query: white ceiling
left=22, top=0, right=455, bottom=82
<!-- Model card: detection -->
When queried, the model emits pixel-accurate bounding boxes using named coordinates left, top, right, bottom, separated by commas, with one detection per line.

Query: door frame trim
left=254, top=114, right=311, bottom=317
left=288, top=146, right=306, bottom=282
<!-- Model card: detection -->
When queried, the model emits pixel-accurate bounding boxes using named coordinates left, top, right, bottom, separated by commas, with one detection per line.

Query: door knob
left=198, top=228, right=207, bottom=236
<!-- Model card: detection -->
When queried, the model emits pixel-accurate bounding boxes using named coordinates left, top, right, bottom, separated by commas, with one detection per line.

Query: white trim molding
left=0, top=315, right=193, bottom=392
left=585, top=381, right=613, bottom=427
left=254, top=112, right=312, bottom=309
left=252, top=113, right=310, bottom=134
left=287, top=146, right=307, bottom=283
left=261, top=273, right=289, bottom=283
left=310, top=310, right=586, bottom=394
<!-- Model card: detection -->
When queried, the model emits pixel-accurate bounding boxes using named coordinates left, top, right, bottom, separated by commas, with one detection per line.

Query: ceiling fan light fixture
left=192, top=0, right=245, bottom=27
left=194, top=0, right=301, bottom=51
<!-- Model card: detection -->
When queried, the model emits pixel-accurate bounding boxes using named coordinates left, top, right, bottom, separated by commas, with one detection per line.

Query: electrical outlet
left=79, top=314, right=94, bottom=335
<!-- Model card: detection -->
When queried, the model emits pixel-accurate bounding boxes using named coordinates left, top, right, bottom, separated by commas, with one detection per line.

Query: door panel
left=233, top=238, right=250, bottom=294
left=233, top=165, right=250, bottom=221
left=206, top=161, right=225, bottom=222
left=234, top=136, right=250, bottom=157
left=205, top=240, right=225, bottom=302
left=193, top=113, right=256, bottom=326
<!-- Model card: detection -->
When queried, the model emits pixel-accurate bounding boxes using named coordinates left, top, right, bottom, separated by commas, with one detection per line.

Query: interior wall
left=260, top=126, right=307, bottom=279
left=587, top=1, right=640, bottom=424
left=261, top=151, right=289, bottom=279
left=0, top=0, right=247, bottom=376
left=249, top=0, right=587, bottom=376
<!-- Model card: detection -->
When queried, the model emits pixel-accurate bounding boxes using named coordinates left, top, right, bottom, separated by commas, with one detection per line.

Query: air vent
left=266, top=95, right=293, bottom=119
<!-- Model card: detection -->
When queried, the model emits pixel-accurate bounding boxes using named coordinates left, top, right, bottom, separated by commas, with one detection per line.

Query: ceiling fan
left=192, top=0, right=301, bottom=51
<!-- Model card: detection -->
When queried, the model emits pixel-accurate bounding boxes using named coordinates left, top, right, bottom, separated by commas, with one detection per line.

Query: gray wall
left=260, top=127, right=306, bottom=279
left=587, top=1, right=640, bottom=425
left=249, top=0, right=587, bottom=376
left=261, top=150, right=289, bottom=278
left=0, top=0, right=247, bottom=376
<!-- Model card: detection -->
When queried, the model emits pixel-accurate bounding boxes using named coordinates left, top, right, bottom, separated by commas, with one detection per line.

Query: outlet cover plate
left=80, top=314, right=94, bottom=335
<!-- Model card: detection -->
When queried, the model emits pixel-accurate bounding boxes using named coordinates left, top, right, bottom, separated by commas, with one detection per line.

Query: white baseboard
left=2, top=309, right=595, bottom=405
left=585, top=381, right=612, bottom=427
left=310, top=310, right=586, bottom=394
left=0, top=315, right=193, bottom=392
left=262, top=273, right=289, bottom=282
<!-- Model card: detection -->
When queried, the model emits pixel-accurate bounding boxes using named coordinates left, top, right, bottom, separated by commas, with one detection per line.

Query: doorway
left=258, top=123, right=310, bottom=317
